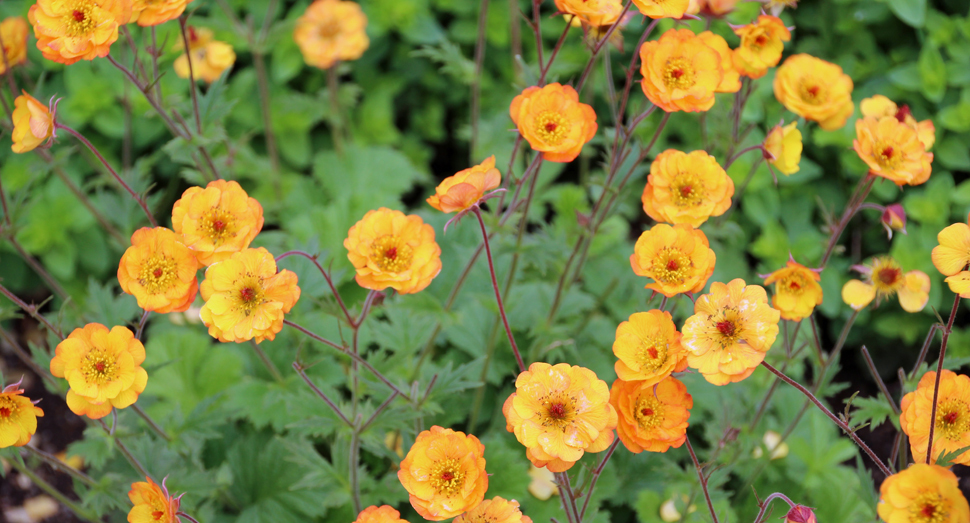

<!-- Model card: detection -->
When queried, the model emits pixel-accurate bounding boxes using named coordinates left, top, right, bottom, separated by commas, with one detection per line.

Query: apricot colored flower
left=28, top=0, right=130, bottom=65
left=764, top=121, right=802, bottom=176
left=613, top=310, right=687, bottom=385
left=900, top=370, right=970, bottom=466
left=764, top=0, right=798, bottom=16
left=697, top=31, right=741, bottom=93
left=510, top=83, right=597, bottom=163
left=763, top=259, right=822, bottom=321
left=861, top=95, right=935, bottom=150
left=0, top=17, right=29, bottom=74
left=173, top=27, right=235, bottom=83
left=932, top=222, right=970, bottom=277
left=455, top=497, right=533, bottom=523
left=640, top=28, right=723, bottom=113
left=528, top=465, right=558, bottom=500
left=502, top=362, right=618, bottom=472
left=611, top=376, right=692, bottom=453
left=732, top=15, right=791, bottom=79
left=427, top=156, right=501, bottom=214
left=632, top=0, right=688, bottom=19
left=118, top=227, right=200, bottom=314
left=0, top=380, right=43, bottom=448
left=689, top=0, right=740, bottom=16
left=131, top=0, right=189, bottom=26
left=682, top=279, right=781, bottom=386
left=294, top=0, right=369, bottom=70
left=50, top=324, right=148, bottom=420
left=199, top=247, right=300, bottom=344
left=774, top=54, right=854, bottom=131
left=398, top=426, right=488, bottom=521
left=11, top=92, right=54, bottom=154
left=630, top=223, right=716, bottom=297
left=557, top=0, right=623, bottom=26
left=171, top=180, right=265, bottom=266
left=128, top=478, right=180, bottom=523
left=854, top=116, right=933, bottom=186
left=344, top=208, right=442, bottom=295
left=841, top=256, right=930, bottom=313
left=641, top=149, right=733, bottom=226
left=354, top=505, right=409, bottom=523
left=878, top=464, right=970, bottom=523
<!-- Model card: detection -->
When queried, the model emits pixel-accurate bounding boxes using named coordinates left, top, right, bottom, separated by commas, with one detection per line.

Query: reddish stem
left=926, top=293, right=962, bottom=463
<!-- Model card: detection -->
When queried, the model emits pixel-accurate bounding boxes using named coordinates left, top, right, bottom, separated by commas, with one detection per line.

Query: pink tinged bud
left=881, top=203, right=907, bottom=239
left=785, top=505, right=817, bottom=523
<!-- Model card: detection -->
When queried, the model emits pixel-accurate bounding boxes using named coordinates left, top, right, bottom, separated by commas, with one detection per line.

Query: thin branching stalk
left=132, top=403, right=172, bottom=442
left=819, top=175, right=875, bottom=268
left=178, top=16, right=203, bottom=136
left=910, top=323, right=941, bottom=378
left=470, top=0, right=490, bottom=159
left=685, top=436, right=719, bottom=523
left=106, top=55, right=191, bottom=140
left=99, top=418, right=154, bottom=480
left=0, top=326, right=57, bottom=386
left=177, top=513, right=202, bottom=523
left=751, top=493, right=796, bottom=523
left=9, top=458, right=100, bottom=522
left=22, top=445, right=98, bottom=487
left=0, top=282, right=64, bottom=338
left=249, top=339, right=284, bottom=382
left=7, top=237, right=70, bottom=300
left=555, top=472, right=581, bottom=523
left=293, top=361, right=353, bottom=427
left=275, top=250, right=354, bottom=325
left=926, top=293, right=962, bottom=463
left=575, top=1, right=633, bottom=91
left=860, top=345, right=900, bottom=415
left=38, top=150, right=127, bottom=243
left=579, top=438, right=620, bottom=520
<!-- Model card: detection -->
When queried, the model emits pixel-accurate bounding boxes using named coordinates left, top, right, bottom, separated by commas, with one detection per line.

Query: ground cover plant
left=0, top=0, right=969, bottom=522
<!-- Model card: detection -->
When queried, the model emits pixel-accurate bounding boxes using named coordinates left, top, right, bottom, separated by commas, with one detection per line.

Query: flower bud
left=785, top=505, right=816, bottom=523
left=881, top=203, right=907, bottom=239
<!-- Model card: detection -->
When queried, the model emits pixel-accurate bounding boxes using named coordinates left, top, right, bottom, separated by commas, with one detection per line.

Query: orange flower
left=641, top=149, right=733, bottom=226
left=510, top=83, right=598, bottom=163
left=398, top=426, right=488, bottom=521
left=11, top=92, right=55, bottom=154
left=118, top=227, right=200, bottom=314
left=427, top=156, right=502, bottom=214
left=773, top=54, right=854, bottom=131
left=632, top=0, right=688, bottom=19
left=344, top=208, right=442, bottom=295
left=28, top=0, right=130, bottom=65
left=50, top=324, right=148, bottom=420
left=732, top=15, right=791, bottom=79
left=0, top=17, right=29, bottom=74
left=841, top=256, right=930, bottom=313
left=455, top=497, right=534, bottom=523
left=763, top=259, right=823, bottom=321
left=697, top=31, right=741, bottom=93
left=557, top=0, right=624, bottom=26
left=878, top=463, right=970, bottom=523
left=503, top=362, right=618, bottom=472
left=688, top=0, right=740, bottom=17
left=854, top=116, right=933, bottom=186
left=639, top=28, right=723, bottom=113
left=294, top=0, right=369, bottom=69
left=763, top=121, right=802, bottom=175
left=861, top=95, right=935, bottom=150
left=630, top=223, right=716, bottom=297
left=0, top=379, right=43, bottom=448
left=610, top=376, right=692, bottom=453
left=612, top=310, right=687, bottom=385
left=199, top=247, right=301, bottom=344
left=173, top=27, right=235, bottom=83
left=354, top=505, right=409, bottom=523
left=900, top=370, right=970, bottom=466
left=128, top=478, right=180, bottom=523
left=932, top=222, right=970, bottom=277
left=682, top=279, right=780, bottom=385
left=171, top=180, right=265, bottom=266
left=131, top=0, right=189, bottom=26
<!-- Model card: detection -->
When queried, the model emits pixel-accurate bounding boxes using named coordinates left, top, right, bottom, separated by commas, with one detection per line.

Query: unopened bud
left=881, top=203, right=907, bottom=239
left=785, top=505, right=816, bottom=523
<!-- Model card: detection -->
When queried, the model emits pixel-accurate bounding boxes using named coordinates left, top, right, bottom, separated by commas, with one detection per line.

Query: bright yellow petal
left=842, top=280, right=875, bottom=310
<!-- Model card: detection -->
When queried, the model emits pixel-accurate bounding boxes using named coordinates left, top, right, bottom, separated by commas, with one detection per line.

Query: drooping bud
left=881, top=203, right=907, bottom=239
left=785, top=505, right=817, bottom=523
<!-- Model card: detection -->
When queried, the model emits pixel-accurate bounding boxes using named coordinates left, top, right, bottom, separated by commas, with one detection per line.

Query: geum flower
left=118, top=227, right=200, bottom=314
left=697, top=31, right=741, bottom=93
left=427, top=155, right=504, bottom=230
left=841, top=256, right=929, bottom=312
left=398, top=426, right=488, bottom=521
left=763, top=121, right=802, bottom=176
left=28, top=0, right=131, bottom=65
left=128, top=477, right=182, bottom=523
left=639, top=28, right=724, bottom=113
left=354, top=505, right=409, bottom=523
left=173, top=27, right=236, bottom=83
left=131, top=0, right=190, bottom=27
left=510, top=83, right=598, bottom=163
left=732, top=15, right=791, bottom=79
left=454, top=497, right=534, bottom=523
left=0, top=378, right=44, bottom=449
left=878, top=463, right=969, bottom=523
left=556, top=0, right=624, bottom=26
left=773, top=54, right=854, bottom=131
left=630, top=223, right=716, bottom=297
left=900, top=370, right=970, bottom=466
left=172, top=179, right=265, bottom=266
left=763, top=257, right=822, bottom=321
left=0, top=17, right=29, bottom=74
left=932, top=220, right=970, bottom=297
left=345, top=208, right=442, bottom=295
left=610, top=376, right=692, bottom=453
left=641, top=149, right=734, bottom=226
left=854, top=115, right=932, bottom=186
left=632, top=0, right=688, bottom=19
left=11, top=91, right=56, bottom=154
left=881, top=203, right=907, bottom=240
left=861, top=94, right=935, bottom=150
left=294, top=0, right=369, bottom=69
left=612, top=310, right=687, bottom=385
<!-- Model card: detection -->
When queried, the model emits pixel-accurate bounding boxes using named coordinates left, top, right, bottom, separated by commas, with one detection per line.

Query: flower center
left=910, top=492, right=947, bottom=523
left=233, top=279, right=265, bottom=315
left=82, top=349, right=119, bottom=385
left=371, top=235, right=414, bottom=273
left=62, top=2, right=97, bottom=38
left=717, top=321, right=735, bottom=336
left=711, top=309, right=744, bottom=347
left=635, top=396, right=664, bottom=429
left=317, top=17, right=341, bottom=39
left=540, top=395, right=576, bottom=429
left=533, top=111, right=571, bottom=146
left=651, top=247, right=693, bottom=285
left=429, top=458, right=465, bottom=497
left=152, top=511, right=165, bottom=521
left=935, top=399, right=970, bottom=440
left=240, top=287, right=256, bottom=302
left=877, top=267, right=901, bottom=285
left=754, top=34, right=768, bottom=47
left=671, top=172, right=705, bottom=207
left=636, top=336, right=668, bottom=372
left=0, top=407, right=9, bottom=418
left=779, top=274, right=809, bottom=296
left=800, top=83, right=825, bottom=103
left=876, top=143, right=903, bottom=168
left=138, top=255, right=179, bottom=294
left=663, top=58, right=696, bottom=91
left=200, top=208, right=237, bottom=245
left=549, top=402, right=567, bottom=419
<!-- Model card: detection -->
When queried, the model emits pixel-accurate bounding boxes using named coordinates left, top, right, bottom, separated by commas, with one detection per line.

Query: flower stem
left=555, top=472, right=581, bottom=523
left=575, top=1, right=633, bottom=91
left=751, top=493, right=796, bottom=523
left=860, top=345, right=900, bottom=415
left=820, top=175, right=875, bottom=268
left=326, top=65, right=346, bottom=154
left=8, top=458, right=100, bottom=523
left=292, top=361, right=353, bottom=426
left=248, top=340, right=284, bottom=383
left=7, top=235, right=70, bottom=300
left=41, top=151, right=127, bottom=244
left=21, top=444, right=97, bottom=487
left=0, top=282, right=64, bottom=338
left=685, top=436, right=720, bottom=523
left=107, top=55, right=190, bottom=140
left=99, top=418, right=154, bottom=480
left=579, top=438, right=619, bottom=520
left=177, top=513, right=202, bottom=523
left=178, top=16, right=203, bottom=136
left=132, top=403, right=172, bottom=442
left=275, top=250, right=354, bottom=325
left=926, top=293, right=962, bottom=464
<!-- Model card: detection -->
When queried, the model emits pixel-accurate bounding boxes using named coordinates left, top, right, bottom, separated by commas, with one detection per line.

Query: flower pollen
left=716, top=321, right=735, bottom=337
left=82, top=349, right=118, bottom=385
left=430, top=458, right=466, bottom=497
left=138, top=255, right=178, bottom=294
left=935, top=399, right=970, bottom=440
left=371, top=235, right=414, bottom=273
left=652, top=247, right=693, bottom=285
left=62, top=2, right=96, bottom=37
left=634, top=396, right=664, bottom=429
left=637, top=336, right=668, bottom=371
left=201, top=209, right=237, bottom=245
left=671, top=172, right=705, bottom=207
left=910, top=492, right=947, bottom=523
left=534, top=111, right=571, bottom=146
left=663, top=58, right=695, bottom=90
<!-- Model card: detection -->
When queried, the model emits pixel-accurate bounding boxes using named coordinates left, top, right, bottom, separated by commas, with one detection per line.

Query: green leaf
left=938, top=103, right=970, bottom=132
left=935, top=444, right=970, bottom=467
left=919, top=43, right=947, bottom=102
left=937, top=136, right=970, bottom=170
left=887, top=0, right=926, bottom=27
left=849, top=396, right=897, bottom=430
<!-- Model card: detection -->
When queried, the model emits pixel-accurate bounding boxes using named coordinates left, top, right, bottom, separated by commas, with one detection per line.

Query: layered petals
left=732, top=15, right=791, bottom=79
left=11, top=92, right=54, bottom=154
left=398, top=426, right=488, bottom=521
left=639, top=28, right=723, bottom=113
left=171, top=180, right=265, bottom=266
left=878, top=464, right=969, bottom=523
left=131, top=0, right=190, bottom=26
left=118, top=227, right=200, bottom=314
left=901, top=370, right=970, bottom=466
left=294, top=0, right=369, bottom=69
left=861, top=95, right=935, bottom=150
left=774, top=54, right=854, bottom=131
left=0, top=381, right=44, bottom=448
left=841, top=256, right=929, bottom=313
left=632, top=0, right=688, bottom=19
left=763, top=259, right=822, bottom=321
left=427, top=156, right=502, bottom=214
left=454, top=497, right=533, bottom=523
left=854, top=116, right=933, bottom=186
left=610, top=377, right=692, bottom=453
left=345, top=208, right=442, bottom=294
left=642, top=149, right=733, bottom=226
left=510, top=83, right=597, bottom=163
left=630, top=223, right=716, bottom=297
left=612, top=310, right=687, bottom=385
left=764, top=121, right=802, bottom=176
left=354, top=505, right=409, bottom=523
left=0, top=17, right=29, bottom=74
left=28, top=0, right=130, bottom=65
left=556, top=0, right=624, bottom=26
left=128, top=478, right=180, bottom=523
left=932, top=223, right=970, bottom=277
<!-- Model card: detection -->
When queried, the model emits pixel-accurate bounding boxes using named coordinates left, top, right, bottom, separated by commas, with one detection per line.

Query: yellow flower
left=773, top=54, right=854, bottom=131
left=50, top=324, right=148, bottom=420
left=610, top=376, right=692, bottom=453
left=510, top=83, right=598, bottom=163
left=0, top=17, right=29, bottom=74
left=11, top=92, right=54, bottom=154
left=131, top=0, right=189, bottom=27
left=28, top=0, right=130, bottom=65
left=118, top=227, right=200, bottom=314
left=932, top=222, right=970, bottom=277
left=173, top=27, right=236, bottom=83
left=682, top=279, right=781, bottom=385
left=689, top=0, right=740, bottom=16
left=751, top=430, right=789, bottom=459
left=556, top=0, right=623, bottom=26
left=732, top=15, right=791, bottom=79
left=945, top=271, right=970, bottom=298
left=861, top=95, right=935, bottom=150
left=639, top=28, right=724, bottom=113
left=632, top=0, right=688, bottom=19
left=612, top=310, right=687, bottom=385
left=398, top=426, right=488, bottom=521
left=854, top=116, right=933, bottom=186
left=344, top=208, right=442, bottom=294
left=427, top=156, right=502, bottom=214
left=763, top=259, right=823, bottom=321
left=127, top=478, right=180, bottom=523
left=878, top=463, right=969, bottom=523
left=841, top=256, right=930, bottom=313
left=763, top=121, right=802, bottom=176
left=172, top=180, right=265, bottom=267
left=642, top=149, right=733, bottom=226
left=503, top=362, right=618, bottom=472
left=454, top=497, right=534, bottom=523
left=294, top=0, right=369, bottom=69
left=697, top=31, right=741, bottom=94
left=901, top=370, right=970, bottom=466
left=199, top=247, right=301, bottom=344
left=0, top=380, right=43, bottom=448
left=527, top=465, right=558, bottom=500
left=630, top=223, right=716, bottom=298
left=354, top=505, right=409, bottom=523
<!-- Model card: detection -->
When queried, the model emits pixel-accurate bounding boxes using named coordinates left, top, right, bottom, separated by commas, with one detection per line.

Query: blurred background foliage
left=1, top=0, right=970, bottom=521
